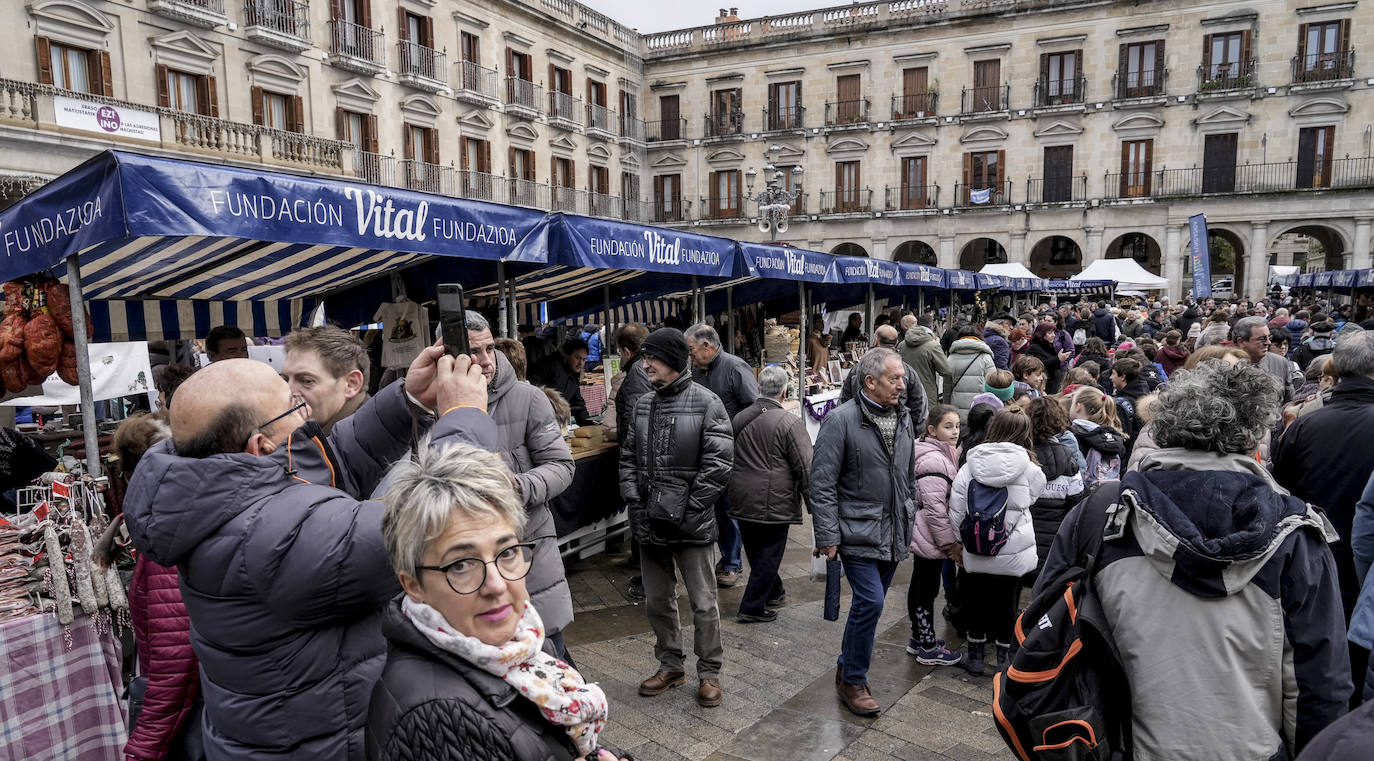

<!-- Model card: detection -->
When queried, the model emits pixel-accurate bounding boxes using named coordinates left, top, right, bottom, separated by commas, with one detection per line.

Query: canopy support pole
left=65, top=254, right=99, bottom=477
left=917, top=287, right=925, bottom=317
left=865, top=284, right=875, bottom=340
left=602, top=285, right=613, bottom=367
left=796, top=282, right=806, bottom=403
left=691, top=275, right=700, bottom=324
left=496, top=261, right=508, bottom=338
left=507, top=277, right=518, bottom=338
left=726, top=286, right=735, bottom=354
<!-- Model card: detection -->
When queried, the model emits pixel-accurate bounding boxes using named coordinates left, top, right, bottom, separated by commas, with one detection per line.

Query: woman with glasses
left=367, top=442, right=626, bottom=761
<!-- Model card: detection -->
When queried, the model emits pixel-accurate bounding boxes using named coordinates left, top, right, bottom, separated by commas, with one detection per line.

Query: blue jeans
left=714, top=495, right=742, bottom=573
left=837, top=555, right=899, bottom=685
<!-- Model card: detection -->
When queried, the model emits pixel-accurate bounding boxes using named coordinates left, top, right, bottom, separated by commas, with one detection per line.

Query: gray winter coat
left=123, top=382, right=498, bottom=761
left=810, top=397, right=916, bottom=562
left=900, top=326, right=954, bottom=406
left=691, top=349, right=758, bottom=420
left=485, top=352, right=576, bottom=634
left=839, top=353, right=927, bottom=430
left=946, top=338, right=998, bottom=421
left=620, top=368, right=734, bottom=545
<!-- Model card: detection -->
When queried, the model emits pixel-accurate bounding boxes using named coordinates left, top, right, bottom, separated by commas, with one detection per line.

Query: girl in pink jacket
left=906, top=405, right=963, bottom=666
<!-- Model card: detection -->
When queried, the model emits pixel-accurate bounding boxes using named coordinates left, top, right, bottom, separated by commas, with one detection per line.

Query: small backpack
left=1076, top=430, right=1123, bottom=489
left=1072, top=327, right=1088, bottom=347
left=992, top=484, right=1133, bottom=761
left=960, top=480, right=1015, bottom=556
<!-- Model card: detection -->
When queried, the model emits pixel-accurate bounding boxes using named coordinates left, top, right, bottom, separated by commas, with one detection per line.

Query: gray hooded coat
left=122, top=382, right=499, bottom=761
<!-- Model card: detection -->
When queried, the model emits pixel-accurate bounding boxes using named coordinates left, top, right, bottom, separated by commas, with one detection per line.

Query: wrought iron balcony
left=397, top=41, right=446, bottom=92
left=457, top=170, right=500, bottom=202
left=891, top=92, right=937, bottom=120
left=704, top=109, right=745, bottom=137
left=960, top=85, right=1009, bottom=114
left=763, top=105, right=805, bottom=131
left=1105, top=157, right=1374, bottom=199
left=1033, top=76, right=1086, bottom=107
left=400, top=160, right=453, bottom=195
left=953, top=182, right=1011, bottom=207
left=586, top=103, right=616, bottom=139
left=645, top=118, right=687, bottom=142
left=329, top=20, right=386, bottom=75
left=1292, top=50, right=1355, bottom=84
left=507, top=178, right=550, bottom=209
left=551, top=185, right=587, bottom=213
left=650, top=197, right=685, bottom=223
left=504, top=78, right=543, bottom=117
left=824, top=99, right=869, bottom=126
left=1113, top=68, right=1167, bottom=99
left=588, top=192, right=623, bottom=218
left=1027, top=176, right=1087, bottom=204
left=820, top=188, right=872, bottom=214
left=885, top=184, right=940, bottom=210
left=700, top=195, right=745, bottom=220
left=354, top=150, right=394, bottom=186
left=618, top=115, right=645, bottom=143
left=454, top=61, right=499, bottom=104
left=150, top=0, right=226, bottom=29
left=242, top=0, right=311, bottom=52
left=548, top=92, right=583, bottom=129
left=1197, top=59, right=1256, bottom=92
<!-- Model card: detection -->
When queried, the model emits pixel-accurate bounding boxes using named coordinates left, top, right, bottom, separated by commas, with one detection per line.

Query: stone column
left=938, top=234, right=957, bottom=270
left=1354, top=217, right=1373, bottom=270
left=1247, top=221, right=1269, bottom=301
left=1164, top=224, right=1184, bottom=303
left=1083, top=227, right=1104, bottom=265
left=1008, top=230, right=1028, bottom=267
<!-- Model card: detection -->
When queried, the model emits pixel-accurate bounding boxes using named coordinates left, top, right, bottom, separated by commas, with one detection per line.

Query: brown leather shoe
left=836, top=680, right=881, bottom=716
left=697, top=678, right=722, bottom=707
left=638, top=670, right=686, bottom=696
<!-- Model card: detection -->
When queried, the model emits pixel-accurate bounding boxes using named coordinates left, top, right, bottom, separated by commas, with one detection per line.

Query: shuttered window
left=461, top=32, right=480, bottom=63
left=157, top=66, right=216, bottom=117
left=1201, top=133, right=1237, bottom=193
left=1120, top=140, right=1153, bottom=197
left=1043, top=146, right=1074, bottom=202
left=1118, top=41, right=1164, bottom=97
left=767, top=81, right=801, bottom=129
left=900, top=156, right=927, bottom=209
left=708, top=170, right=740, bottom=217
left=1297, top=20, right=1352, bottom=79
left=1297, top=126, right=1335, bottom=189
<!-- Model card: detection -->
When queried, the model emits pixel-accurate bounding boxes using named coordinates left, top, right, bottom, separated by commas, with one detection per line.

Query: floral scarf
left=401, top=596, right=608, bottom=756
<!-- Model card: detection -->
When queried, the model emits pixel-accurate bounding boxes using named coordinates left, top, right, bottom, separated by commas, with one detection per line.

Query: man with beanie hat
left=620, top=328, right=734, bottom=708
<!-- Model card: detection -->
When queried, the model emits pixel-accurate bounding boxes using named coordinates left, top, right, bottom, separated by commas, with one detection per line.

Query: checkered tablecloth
left=0, top=613, right=127, bottom=761
left=579, top=383, right=607, bottom=416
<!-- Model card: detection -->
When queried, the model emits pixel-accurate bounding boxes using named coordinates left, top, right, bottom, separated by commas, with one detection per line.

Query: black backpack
left=992, top=483, right=1133, bottom=761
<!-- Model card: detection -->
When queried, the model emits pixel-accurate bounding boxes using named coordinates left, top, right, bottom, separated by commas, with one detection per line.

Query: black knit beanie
left=640, top=328, right=689, bottom=374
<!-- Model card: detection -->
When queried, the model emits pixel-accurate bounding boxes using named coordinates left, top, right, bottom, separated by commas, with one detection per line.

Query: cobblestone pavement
left=560, top=516, right=1017, bottom=761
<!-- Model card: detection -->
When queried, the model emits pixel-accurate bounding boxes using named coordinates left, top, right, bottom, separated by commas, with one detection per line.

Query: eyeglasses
left=417, top=543, right=536, bottom=595
left=257, top=395, right=308, bottom=431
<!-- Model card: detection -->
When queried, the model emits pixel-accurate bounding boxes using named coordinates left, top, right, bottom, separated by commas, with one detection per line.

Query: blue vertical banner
left=1188, top=213, right=1212, bottom=299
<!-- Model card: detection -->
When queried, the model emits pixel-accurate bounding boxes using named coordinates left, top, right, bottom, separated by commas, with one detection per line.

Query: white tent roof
left=1071, top=258, right=1169, bottom=291
left=979, top=262, right=1039, bottom=279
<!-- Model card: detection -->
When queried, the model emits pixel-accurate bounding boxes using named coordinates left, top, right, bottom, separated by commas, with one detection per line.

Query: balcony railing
left=763, top=105, right=805, bottom=131
left=622, top=198, right=651, bottom=222
left=551, top=185, right=587, bottom=213
left=700, top=195, right=745, bottom=219
left=1293, top=50, right=1355, bottom=84
left=961, top=85, right=1009, bottom=114
left=588, top=192, right=623, bottom=218
left=505, top=78, right=543, bottom=115
left=704, top=109, right=744, bottom=137
left=586, top=103, right=615, bottom=136
left=267, top=129, right=344, bottom=169
left=618, top=115, right=645, bottom=142
left=820, top=188, right=872, bottom=214
left=1033, top=76, right=1086, bottom=107
left=1106, top=157, right=1374, bottom=199
left=650, top=198, right=685, bottom=223
left=242, top=0, right=310, bottom=50
left=1198, top=59, right=1256, bottom=92
left=329, top=20, right=385, bottom=69
left=825, top=99, right=870, bottom=125
left=400, top=160, right=453, bottom=195
left=397, top=41, right=446, bottom=88
left=168, top=111, right=260, bottom=157
left=507, top=178, right=550, bottom=209
left=149, top=0, right=227, bottom=28
left=454, top=61, right=499, bottom=101
left=892, top=92, right=937, bottom=120
left=548, top=92, right=582, bottom=126
left=954, top=182, right=1012, bottom=207
left=354, top=150, right=395, bottom=186
left=1113, top=68, right=1167, bottom=99
left=1027, top=175, right=1087, bottom=204
left=645, top=118, right=687, bottom=142
left=885, top=184, right=939, bottom=210
left=786, top=191, right=809, bottom=216
left=457, top=169, right=500, bottom=202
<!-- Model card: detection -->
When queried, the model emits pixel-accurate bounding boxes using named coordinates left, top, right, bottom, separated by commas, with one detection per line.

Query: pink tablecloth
left=0, top=613, right=126, bottom=761
left=579, top=383, right=607, bottom=416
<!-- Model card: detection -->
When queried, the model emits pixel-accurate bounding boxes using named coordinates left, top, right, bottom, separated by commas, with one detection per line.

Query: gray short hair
left=856, top=347, right=901, bottom=388
left=1150, top=360, right=1278, bottom=454
left=1333, top=330, right=1374, bottom=378
left=758, top=365, right=789, bottom=397
left=432, top=310, right=491, bottom=341
left=1231, top=316, right=1268, bottom=343
left=381, top=442, right=526, bottom=580
left=686, top=323, right=721, bottom=349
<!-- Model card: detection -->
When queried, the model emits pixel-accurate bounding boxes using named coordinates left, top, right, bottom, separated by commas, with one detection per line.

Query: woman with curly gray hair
left=1037, top=360, right=1351, bottom=759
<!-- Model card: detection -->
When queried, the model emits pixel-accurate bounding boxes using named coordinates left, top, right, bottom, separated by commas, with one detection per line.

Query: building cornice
left=963, top=43, right=1011, bottom=54
left=1114, top=24, right=1168, bottom=38
left=451, top=11, right=489, bottom=29
left=826, top=59, right=871, bottom=71
left=1200, top=13, right=1257, bottom=27
left=1296, top=3, right=1358, bottom=17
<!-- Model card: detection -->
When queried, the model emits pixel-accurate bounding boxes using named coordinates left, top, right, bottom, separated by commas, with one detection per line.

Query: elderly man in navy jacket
left=124, top=345, right=495, bottom=761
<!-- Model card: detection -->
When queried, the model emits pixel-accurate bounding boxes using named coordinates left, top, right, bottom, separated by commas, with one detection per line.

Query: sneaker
left=766, top=593, right=788, bottom=608
left=716, top=570, right=740, bottom=588
left=626, top=577, right=645, bottom=601
left=736, top=609, right=778, bottom=624
left=906, top=638, right=962, bottom=666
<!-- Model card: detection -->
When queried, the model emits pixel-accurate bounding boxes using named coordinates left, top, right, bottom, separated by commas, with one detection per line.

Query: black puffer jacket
left=619, top=368, right=734, bottom=546
left=614, top=351, right=653, bottom=432
left=366, top=599, right=579, bottom=761
left=1027, top=439, right=1084, bottom=576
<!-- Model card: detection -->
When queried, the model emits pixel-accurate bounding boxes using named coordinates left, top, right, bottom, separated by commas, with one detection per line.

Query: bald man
left=123, top=346, right=494, bottom=761
left=838, top=324, right=928, bottom=427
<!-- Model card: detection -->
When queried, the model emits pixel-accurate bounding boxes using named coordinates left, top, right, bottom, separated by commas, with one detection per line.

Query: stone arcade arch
left=831, top=242, right=869, bottom=257
left=1270, top=224, right=1350, bottom=271
left=1105, top=233, right=1162, bottom=275
left=1028, top=235, right=1083, bottom=279
left=892, top=240, right=938, bottom=265
left=958, top=237, right=1007, bottom=271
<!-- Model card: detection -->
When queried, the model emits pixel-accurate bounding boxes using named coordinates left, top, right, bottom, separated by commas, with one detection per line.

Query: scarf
left=859, top=391, right=899, bottom=455
left=401, top=597, right=607, bottom=756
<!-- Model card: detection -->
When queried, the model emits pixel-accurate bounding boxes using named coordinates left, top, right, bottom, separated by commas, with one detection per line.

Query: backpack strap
left=1072, top=481, right=1123, bottom=577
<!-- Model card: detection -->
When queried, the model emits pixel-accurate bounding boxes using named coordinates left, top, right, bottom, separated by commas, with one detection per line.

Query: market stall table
left=553, top=437, right=626, bottom=559
left=578, top=383, right=607, bottom=417
left=0, top=613, right=126, bottom=761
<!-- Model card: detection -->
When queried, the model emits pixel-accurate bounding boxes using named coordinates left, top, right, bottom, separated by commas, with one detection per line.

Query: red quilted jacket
left=125, top=555, right=200, bottom=761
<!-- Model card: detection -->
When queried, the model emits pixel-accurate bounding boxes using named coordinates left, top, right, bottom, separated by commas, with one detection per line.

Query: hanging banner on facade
left=54, top=96, right=162, bottom=142
left=969, top=188, right=992, bottom=205
left=1188, top=213, right=1212, bottom=299
left=739, top=242, right=836, bottom=283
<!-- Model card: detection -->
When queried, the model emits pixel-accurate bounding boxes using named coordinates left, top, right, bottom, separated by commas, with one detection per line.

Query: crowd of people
left=101, top=287, right=1374, bottom=761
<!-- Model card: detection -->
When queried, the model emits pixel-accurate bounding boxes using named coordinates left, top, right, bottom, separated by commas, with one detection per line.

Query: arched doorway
left=1183, top=228, right=1246, bottom=298
left=1105, top=233, right=1162, bottom=274
left=1028, top=235, right=1083, bottom=278
left=958, top=238, right=1007, bottom=271
left=892, top=240, right=937, bottom=265
left=1271, top=224, right=1348, bottom=271
left=831, top=242, right=869, bottom=257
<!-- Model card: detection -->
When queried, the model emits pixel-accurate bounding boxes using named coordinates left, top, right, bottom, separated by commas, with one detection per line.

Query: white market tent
left=979, top=262, right=1039, bottom=279
left=1072, top=258, right=1168, bottom=291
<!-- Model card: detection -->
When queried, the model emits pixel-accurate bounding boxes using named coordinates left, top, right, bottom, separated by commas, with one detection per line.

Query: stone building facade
left=1, top=0, right=1371, bottom=301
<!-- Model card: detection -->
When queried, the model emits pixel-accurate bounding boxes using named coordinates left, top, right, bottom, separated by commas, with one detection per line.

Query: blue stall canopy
left=737, top=242, right=839, bottom=283
left=1358, top=270, right=1374, bottom=288
left=833, top=256, right=902, bottom=287
left=974, top=273, right=1003, bottom=290
left=1296, top=273, right=1315, bottom=288
left=1315, top=271, right=1335, bottom=287
left=898, top=262, right=947, bottom=289
left=945, top=270, right=977, bottom=290
left=515, top=213, right=736, bottom=279
left=1332, top=270, right=1358, bottom=289
left=1046, top=279, right=1115, bottom=294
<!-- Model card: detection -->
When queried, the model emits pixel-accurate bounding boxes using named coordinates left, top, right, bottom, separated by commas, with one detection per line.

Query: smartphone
left=436, top=283, right=469, bottom=357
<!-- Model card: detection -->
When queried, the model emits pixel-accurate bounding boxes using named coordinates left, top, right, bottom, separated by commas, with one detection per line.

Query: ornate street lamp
left=746, top=144, right=805, bottom=241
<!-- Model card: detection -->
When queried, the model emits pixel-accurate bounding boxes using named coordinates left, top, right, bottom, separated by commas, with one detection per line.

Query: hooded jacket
left=901, top=326, right=954, bottom=405
left=1072, top=419, right=1127, bottom=487
left=1027, top=438, right=1084, bottom=575
left=613, top=352, right=653, bottom=436
left=909, top=438, right=959, bottom=559
left=1092, top=308, right=1119, bottom=342
left=1156, top=343, right=1190, bottom=377
left=1286, top=318, right=1311, bottom=354
left=1039, top=450, right=1351, bottom=760
left=983, top=325, right=1012, bottom=370
left=1174, top=306, right=1201, bottom=338
left=1294, top=330, right=1336, bottom=371
left=946, top=338, right=998, bottom=421
left=485, top=352, right=576, bottom=634
left=126, top=556, right=200, bottom=761
left=947, top=441, right=1047, bottom=577
left=619, top=366, right=734, bottom=546
left=123, top=383, right=498, bottom=761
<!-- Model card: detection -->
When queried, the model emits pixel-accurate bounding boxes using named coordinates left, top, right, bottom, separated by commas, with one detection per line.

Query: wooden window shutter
left=1153, top=41, right=1165, bottom=80
left=200, top=75, right=218, bottom=117
left=331, top=0, right=345, bottom=20
left=359, top=0, right=371, bottom=29
left=426, top=128, right=439, bottom=165
left=1039, top=52, right=1049, bottom=82
left=404, top=125, right=415, bottom=160
left=1202, top=34, right=1213, bottom=70
left=290, top=95, right=304, bottom=132
left=250, top=86, right=264, bottom=125
left=902, top=67, right=917, bottom=97
left=1120, top=142, right=1130, bottom=175
left=1297, top=23, right=1309, bottom=61
left=423, top=17, right=434, bottom=49
left=364, top=115, right=378, bottom=152
left=335, top=107, right=346, bottom=139
left=962, top=152, right=972, bottom=189
left=397, top=8, right=408, bottom=39
left=98, top=51, right=114, bottom=96
left=1144, top=140, right=1153, bottom=194
left=1339, top=19, right=1351, bottom=55
left=1241, top=29, right=1252, bottom=65
left=482, top=140, right=491, bottom=173
left=654, top=175, right=663, bottom=204
left=508, top=147, right=517, bottom=178
left=996, top=150, right=1006, bottom=189
left=1117, top=43, right=1128, bottom=80
left=505, top=47, right=514, bottom=75
left=1073, top=49, right=1082, bottom=78
left=35, top=37, right=54, bottom=85
left=548, top=64, right=556, bottom=90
